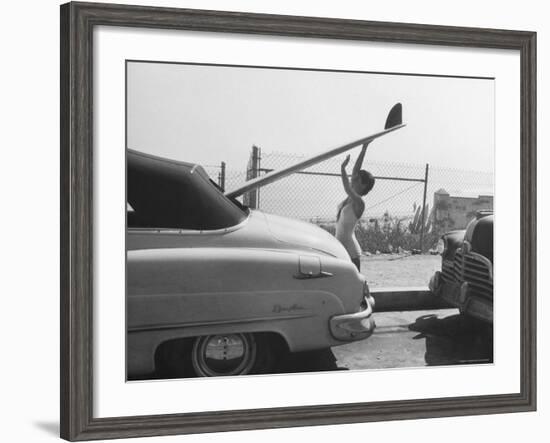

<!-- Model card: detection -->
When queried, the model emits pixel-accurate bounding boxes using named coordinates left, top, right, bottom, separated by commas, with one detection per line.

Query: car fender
left=127, top=247, right=363, bottom=376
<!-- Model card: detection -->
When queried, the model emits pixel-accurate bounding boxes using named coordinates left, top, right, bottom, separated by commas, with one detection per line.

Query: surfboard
left=225, top=103, right=405, bottom=199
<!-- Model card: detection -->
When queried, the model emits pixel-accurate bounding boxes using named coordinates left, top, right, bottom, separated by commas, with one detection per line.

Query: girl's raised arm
left=352, top=142, right=370, bottom=176
left=341, top=155, right=362, bottom=203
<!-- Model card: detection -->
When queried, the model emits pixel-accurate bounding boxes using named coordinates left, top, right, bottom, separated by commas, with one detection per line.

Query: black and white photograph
left=0, top=0, right=544, bottom=439
left=51, top=2, right=538, bottom=441
left=126, top=60, right=495, bottom=380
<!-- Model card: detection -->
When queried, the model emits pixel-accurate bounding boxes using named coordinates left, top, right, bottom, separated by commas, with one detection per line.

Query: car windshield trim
left=126, top=212, right=250, bottom=234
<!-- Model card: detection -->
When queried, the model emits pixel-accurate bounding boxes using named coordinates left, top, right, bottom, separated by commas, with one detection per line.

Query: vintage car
left=127, top=149, right=376, bottom=378
left=429, top=210, right=493, bottom=323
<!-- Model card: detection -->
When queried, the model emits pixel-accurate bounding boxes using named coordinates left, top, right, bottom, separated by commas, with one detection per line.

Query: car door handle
left=293, top=271, right=333, bottom=280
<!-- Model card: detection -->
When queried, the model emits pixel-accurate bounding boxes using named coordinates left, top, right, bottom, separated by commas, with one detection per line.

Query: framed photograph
left=60, top=1, right=536, bottom=441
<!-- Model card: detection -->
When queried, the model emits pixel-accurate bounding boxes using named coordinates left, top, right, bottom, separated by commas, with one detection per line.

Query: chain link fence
left=204, top=147, right=493, bottom=254
left=203, top=163, right=247, bottom=194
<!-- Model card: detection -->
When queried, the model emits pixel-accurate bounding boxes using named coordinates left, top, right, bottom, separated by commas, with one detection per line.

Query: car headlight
left=436, top=238, right=447, bottom=255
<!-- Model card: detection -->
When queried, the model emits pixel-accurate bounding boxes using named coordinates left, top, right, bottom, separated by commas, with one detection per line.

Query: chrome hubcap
left=192, top=333, right=256, bottom=376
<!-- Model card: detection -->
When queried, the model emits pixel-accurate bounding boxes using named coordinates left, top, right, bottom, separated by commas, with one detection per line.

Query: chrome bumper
left=329, top=295, right=376, bottom=341
left=429, top=271, right=493, bottom=323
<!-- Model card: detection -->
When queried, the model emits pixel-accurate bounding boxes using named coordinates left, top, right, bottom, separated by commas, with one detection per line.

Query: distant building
left=433, top=188, right=493, bottom=233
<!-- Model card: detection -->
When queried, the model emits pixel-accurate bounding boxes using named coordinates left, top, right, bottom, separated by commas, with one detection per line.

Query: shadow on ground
left=276, top=348, right=348, bottom=374
left=408, top=313, right=493, bottom=365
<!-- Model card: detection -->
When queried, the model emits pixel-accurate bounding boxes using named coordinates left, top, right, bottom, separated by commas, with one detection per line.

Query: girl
left=335, top=143, right=375, bottom=271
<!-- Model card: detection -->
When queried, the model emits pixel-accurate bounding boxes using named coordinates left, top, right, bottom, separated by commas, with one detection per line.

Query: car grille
left=441, top=249, right=493, bottom=300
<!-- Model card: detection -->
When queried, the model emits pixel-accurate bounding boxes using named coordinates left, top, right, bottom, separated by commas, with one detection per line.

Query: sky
left=127, top=61, right=495, bottom=174
left=126, top=61, right=494, bottom=219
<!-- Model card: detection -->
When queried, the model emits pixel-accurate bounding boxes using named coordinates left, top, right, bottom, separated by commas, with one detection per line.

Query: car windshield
left=127, top=149, right=248, bottom=230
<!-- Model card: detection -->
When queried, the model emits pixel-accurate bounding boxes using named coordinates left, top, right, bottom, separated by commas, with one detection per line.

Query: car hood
left=127, top=210, right=351, bottom=262
left=261, top=212, right=350, bottom=260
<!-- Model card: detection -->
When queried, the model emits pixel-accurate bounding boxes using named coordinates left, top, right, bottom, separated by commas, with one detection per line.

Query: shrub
left=317, top=210, right=439, bottom=254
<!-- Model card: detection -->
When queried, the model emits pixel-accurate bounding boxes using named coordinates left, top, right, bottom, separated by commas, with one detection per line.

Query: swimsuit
left=335, top=201, right=362, bottom=260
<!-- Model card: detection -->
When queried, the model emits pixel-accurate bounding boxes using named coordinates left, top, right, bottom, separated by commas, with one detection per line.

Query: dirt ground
left=360, top=253, right=441, bottom=288
left=332, top=309, right=493, bottom=370
left=271, top=309, right=493, bottom=373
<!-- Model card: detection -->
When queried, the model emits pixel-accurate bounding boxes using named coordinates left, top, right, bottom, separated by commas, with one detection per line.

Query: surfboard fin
left=385, top=103, right=402, bottom=129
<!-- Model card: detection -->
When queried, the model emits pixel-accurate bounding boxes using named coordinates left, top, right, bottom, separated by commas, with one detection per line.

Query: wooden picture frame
left=60, top=1, right=536, bottom=440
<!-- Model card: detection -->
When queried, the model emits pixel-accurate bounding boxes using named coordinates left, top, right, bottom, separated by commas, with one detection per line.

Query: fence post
left=245, top=145, right=260, bottom=209
left=419, top=163, right=430, bottom=253
left=219, top=161, right=226, bottom=191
